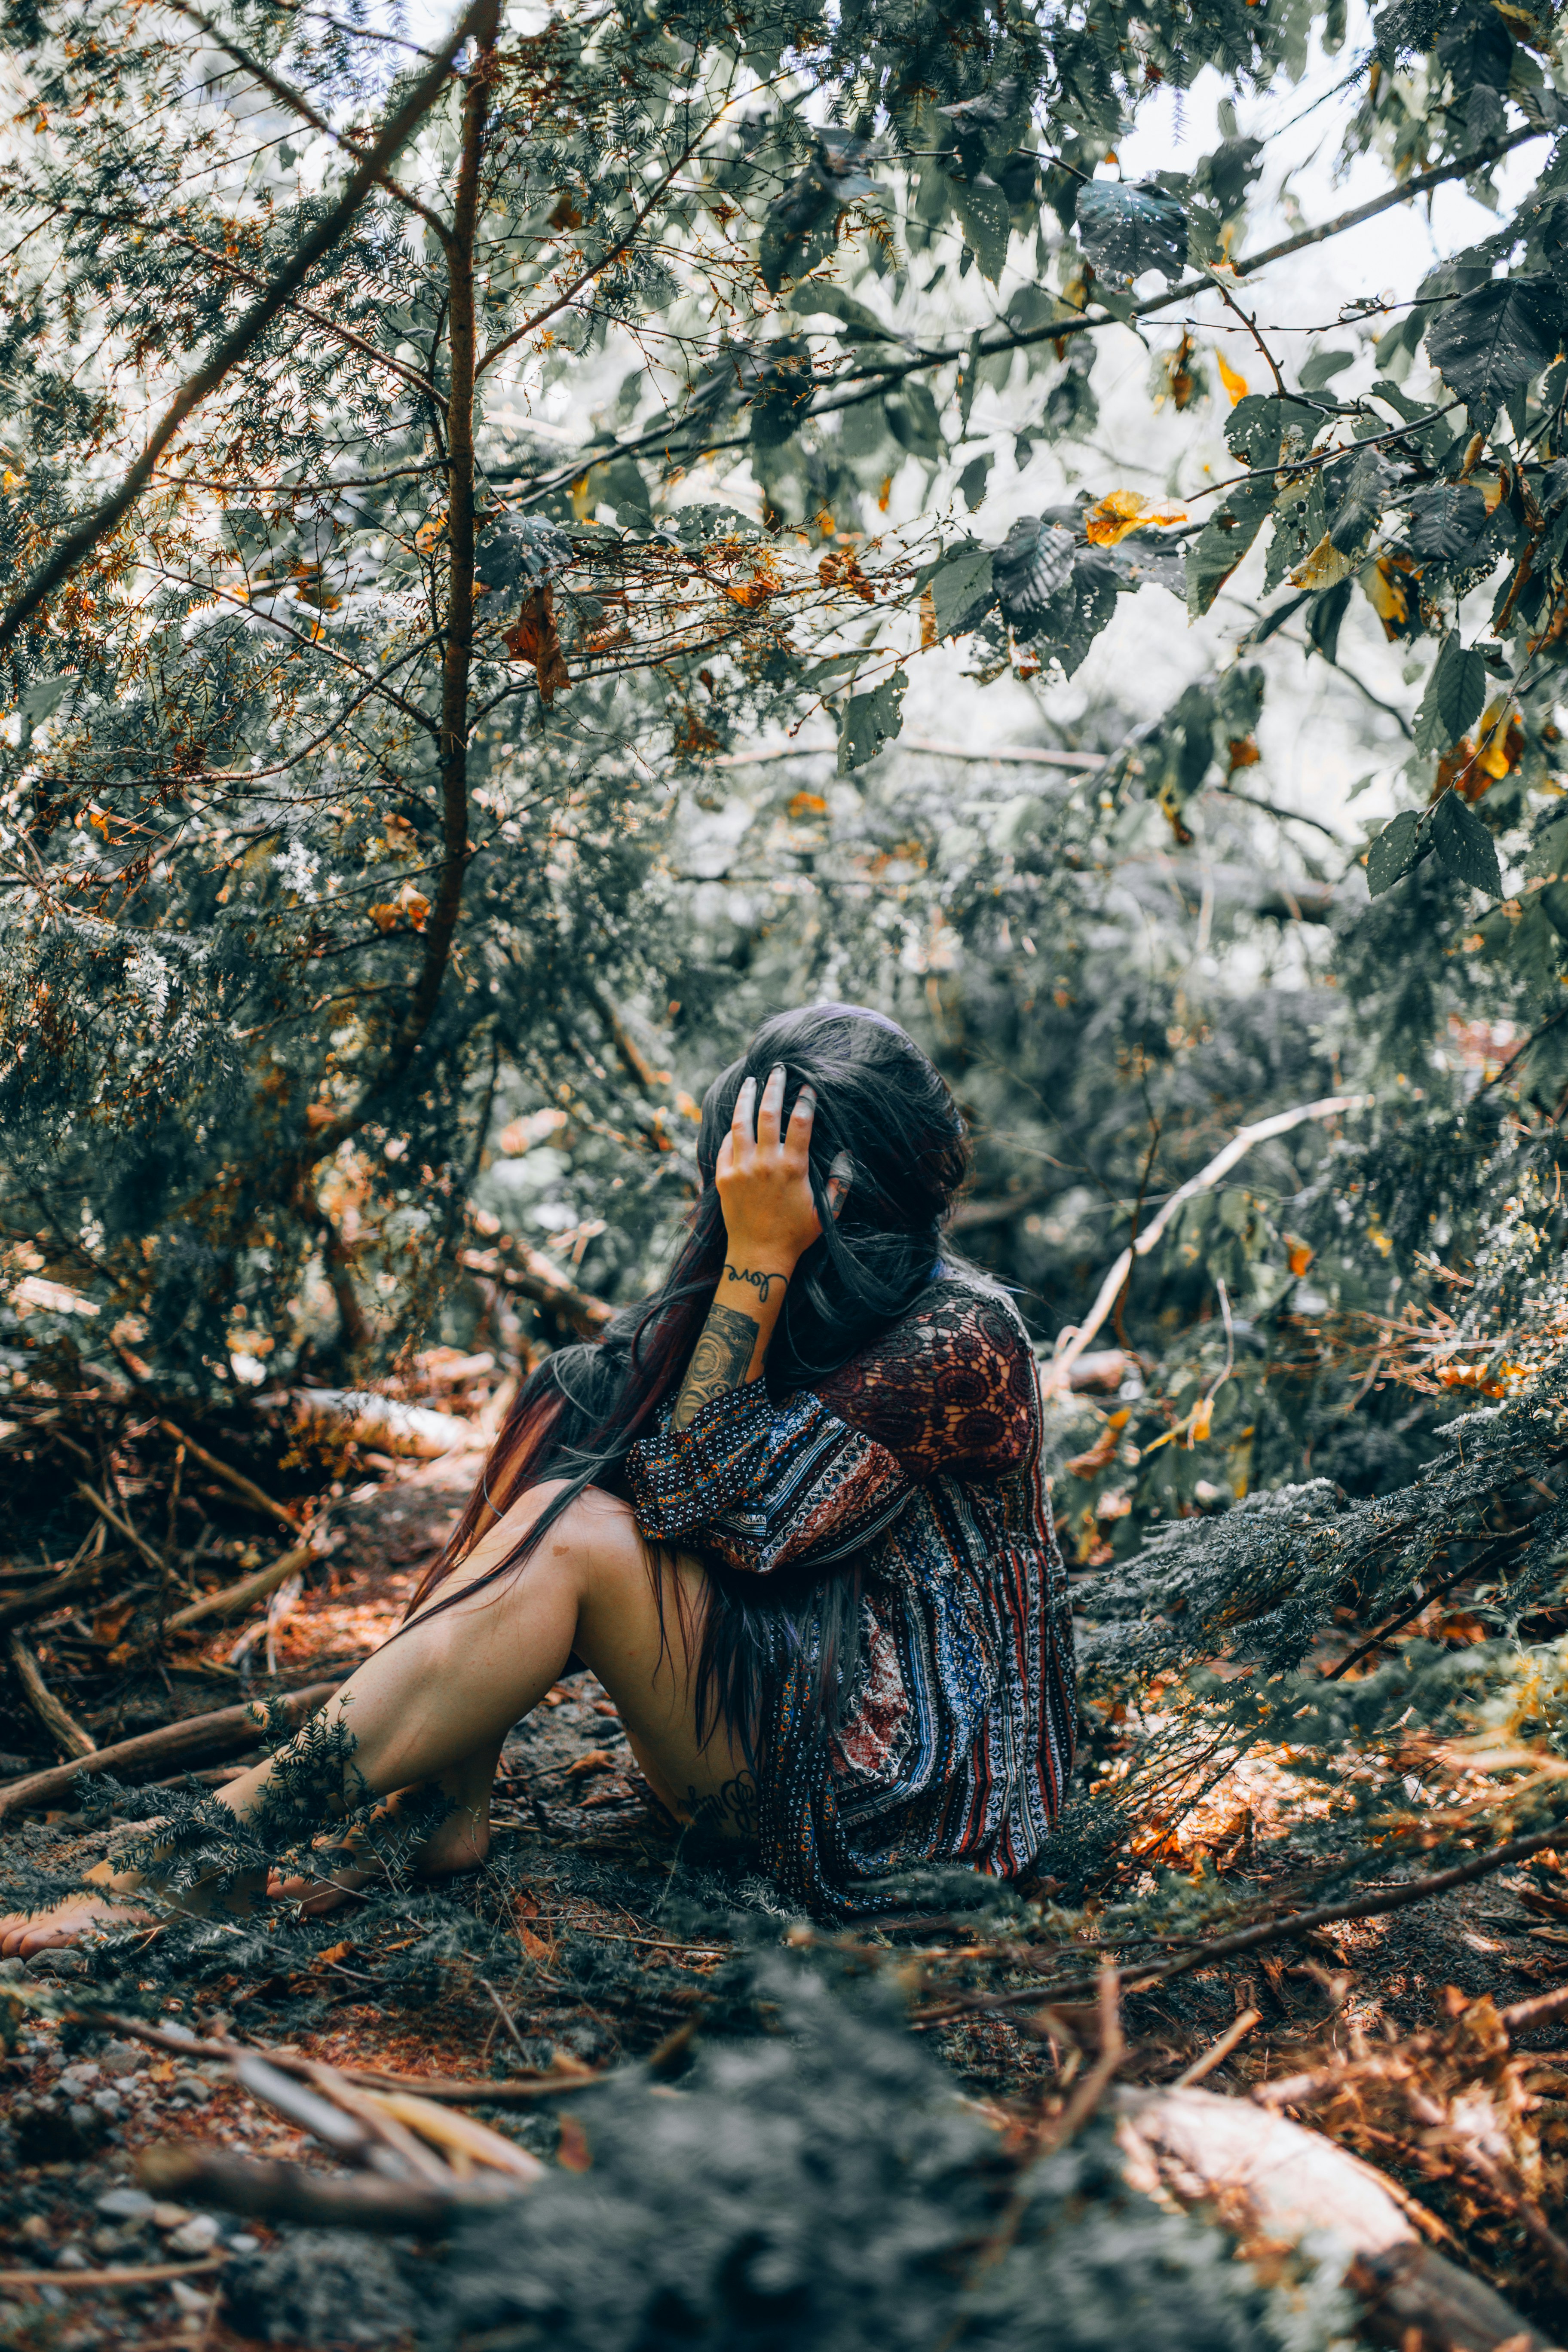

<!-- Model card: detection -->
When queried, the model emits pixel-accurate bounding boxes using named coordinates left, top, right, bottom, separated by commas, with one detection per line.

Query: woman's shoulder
left=814, top=1271, right=1040, bottom=1467
left=896, top=1269, right=1034, bottom=1355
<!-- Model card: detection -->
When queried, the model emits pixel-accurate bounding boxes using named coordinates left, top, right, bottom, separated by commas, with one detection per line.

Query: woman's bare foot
left=0, top=1882, right=159, bottom=1959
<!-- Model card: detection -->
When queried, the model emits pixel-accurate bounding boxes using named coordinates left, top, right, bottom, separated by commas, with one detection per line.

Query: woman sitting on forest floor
left=0, top=1005, right=1075, bottom=1945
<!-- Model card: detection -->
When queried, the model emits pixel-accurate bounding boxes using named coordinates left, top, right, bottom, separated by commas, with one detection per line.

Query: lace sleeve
left=813, top=1283, right=1040, bottom=1479
left=625, top=1280, right=1038, bottom=1577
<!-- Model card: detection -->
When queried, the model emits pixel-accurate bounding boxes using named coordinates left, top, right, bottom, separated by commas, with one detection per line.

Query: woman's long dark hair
left=409, top=1004, right=970, bottom=1752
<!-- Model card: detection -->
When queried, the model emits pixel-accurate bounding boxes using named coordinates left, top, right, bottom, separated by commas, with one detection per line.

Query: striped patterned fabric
left=627, top=1276, right=1077, bottom=1917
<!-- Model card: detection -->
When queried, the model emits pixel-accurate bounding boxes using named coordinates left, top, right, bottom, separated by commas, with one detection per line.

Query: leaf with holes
left=1408, top=482, right=1490, bottom=562
left=1075, top=181, right=1188, bottom=287
left=1430, top=789, right=1502, bottom=895
left=1425, top=275, right=1562, bottom=416
left=1366, top=810, right=1427, bottom=896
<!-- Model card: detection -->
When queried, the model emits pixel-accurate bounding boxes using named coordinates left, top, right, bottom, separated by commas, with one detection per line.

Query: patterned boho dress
left=626, top=1272, right=1076, bottom=1917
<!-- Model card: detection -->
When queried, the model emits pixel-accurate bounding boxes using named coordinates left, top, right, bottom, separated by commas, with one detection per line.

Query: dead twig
left=6, top=1630, right=97, bottom=1760
left=914, top=1815, right=1568, bottom=2024
left=155, top=1416, right=300, bottom=1529
left=1173, top=2007, right=1260, bottom=2089
left=0, top=1549, right=118, bottom=1637
left=0, top=2254, right=230, bottom=2288
left=0, top=1679, right=341, bottom=1817
left=168, top=1536, right=317, bottom=1632
left=76, top=1481, right=166, bottom=1576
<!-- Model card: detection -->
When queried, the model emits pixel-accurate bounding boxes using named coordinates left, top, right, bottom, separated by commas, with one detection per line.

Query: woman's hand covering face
left=715, top=1066, right=824, bottom=1276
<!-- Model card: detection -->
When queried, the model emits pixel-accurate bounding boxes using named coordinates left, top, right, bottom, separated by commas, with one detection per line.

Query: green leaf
left=1185, top=473, right=1276, bottom=617
left=836, top=669, right=907, bottom=774
left=929, top=546, right=995, bottom=637
left=958, top=453, right=993, bottom=512
left=1413, top=631, right=1488, bottom=755
left=1407, top=482, right=1489, bottom=561
left=1430, top=789, right=1502, bottom=895
left=1225, top=394, right=1312, bottom=469
left=786, top=285, right=897, bottom=342
left=1298, top=348, right=1354, bottom=395
left=954, top=179, right=1011, bottom=284
left=1366, top=809, right=1426, bottom=895
left=1075, top=180, right=1188, bottom=288
left=1425, top=275, right=1562, bottom=417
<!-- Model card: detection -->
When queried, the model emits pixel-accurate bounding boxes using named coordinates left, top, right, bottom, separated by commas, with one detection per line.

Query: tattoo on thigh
left=671, top=1301, right=758, bottom=1429
left=680, top=1770, right=760, bottom=1847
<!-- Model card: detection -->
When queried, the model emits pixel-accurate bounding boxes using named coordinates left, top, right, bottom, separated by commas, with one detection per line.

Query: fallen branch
left=6, top=1632, right=96, bottom=1760
left=75, top=1482, right=165, bottom=1576
left=288, top=1388, right=474, bottom=1458
left=0, top=1550, right=117, bottom=1637
left=157, top=1418, right=299, bottom=1529
left=0, top=1679, right=341, bottom=1817
left=1046, top=1093, right=1375, bottom=1387
left=916, top=1813, right=1568, bottom=2022
left=70, top=2008, right=615, bottom=2103
left=138, top=2143, right=463, bottom=2234
left=459, top=1243, right=614, bottom=1335
left=0, top=2252, right=228, bottom=2288
left=1115, top=2085, right=1555, bottom=2352
left=166, top=1535, right=318, bottom=1631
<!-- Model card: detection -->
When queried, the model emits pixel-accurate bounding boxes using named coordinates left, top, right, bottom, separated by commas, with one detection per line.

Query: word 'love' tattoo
left=671, top=1300, right=759, bottom=1429
left=725, top=1262, right=790, bottom=1304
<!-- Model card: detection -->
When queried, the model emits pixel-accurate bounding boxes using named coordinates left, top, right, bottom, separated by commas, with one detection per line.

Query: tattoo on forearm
left=725, top=1262, right=789, bottom=1304
left=671, top=1301, right=759, bottom=1430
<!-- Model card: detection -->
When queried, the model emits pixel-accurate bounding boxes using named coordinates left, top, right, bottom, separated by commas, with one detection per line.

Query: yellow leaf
left=1287, top=1237, right=1314, bottom=1277
left=920, top=585, right=938, bottom=649
left=1216, top=352, right=1249, bottom=405
left=1189, top=1395, right=1213, bottom=1444
left=1476, top=698, right=1516, bottom=778
left=1084, top=490, right=1190, bottom=546
left=788, top=791, right=827, bottom=816
left=1289, top=534, right=1356, bottom=591
left=1362, top=557, right=1408, bottom=633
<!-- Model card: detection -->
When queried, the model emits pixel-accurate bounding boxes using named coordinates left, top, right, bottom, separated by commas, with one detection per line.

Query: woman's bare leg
left=0, top=1482, right=747, bottom=1956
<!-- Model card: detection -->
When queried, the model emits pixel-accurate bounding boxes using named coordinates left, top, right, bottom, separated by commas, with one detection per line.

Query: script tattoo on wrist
left=671, top=1301, right=760, bottom=1430
left=724, top=1262, right=790, bottom=1304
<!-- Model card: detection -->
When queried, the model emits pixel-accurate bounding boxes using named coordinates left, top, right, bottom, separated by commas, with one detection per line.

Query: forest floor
left=2, top=1415, right=1568, bottom=2348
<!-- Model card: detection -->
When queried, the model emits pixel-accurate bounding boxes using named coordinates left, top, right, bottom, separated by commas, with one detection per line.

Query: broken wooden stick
left=70, top=2007, right=614, bottom=2105
left=459, top=1243, right=614, bottom=1335
left=0, top=2252, right=228, bottom=2289
left=0, top=1679, right=341, bottom=1816
left=0, top=1550, right=118, bottom=1638
left=6, top=1631, right=97, bottom=1760
left=157, top=1417, right=299, bottom=1529
left=75, top=1481, right=165, bottom=1576
left=1046, top=1092, right=1374, bottom=1387
left=165, top=1535, right=317, bottom=1632
left=138, top=2143, right=463, bottom=2235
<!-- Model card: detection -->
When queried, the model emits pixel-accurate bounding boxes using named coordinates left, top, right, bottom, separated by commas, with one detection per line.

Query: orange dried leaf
left=1216, top=352, right=1249, bottom=405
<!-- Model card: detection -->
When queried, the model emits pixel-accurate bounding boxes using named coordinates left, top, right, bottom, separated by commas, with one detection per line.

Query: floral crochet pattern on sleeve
left=813, top=1282, right=1038, bottom=1480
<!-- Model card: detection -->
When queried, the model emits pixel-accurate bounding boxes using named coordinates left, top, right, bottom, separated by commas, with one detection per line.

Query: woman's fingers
left=731, top=1073, right=757, bottom=1148
left=785, top=1083, right=816, bottom=1166
left=755, top=1063, right=786, bottom=1150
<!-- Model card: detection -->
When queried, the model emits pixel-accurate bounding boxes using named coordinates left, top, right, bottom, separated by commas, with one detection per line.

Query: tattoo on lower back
left=671, top=1300, right=758, bottom=1429
left=725, top=1262, right=789, bottom=1304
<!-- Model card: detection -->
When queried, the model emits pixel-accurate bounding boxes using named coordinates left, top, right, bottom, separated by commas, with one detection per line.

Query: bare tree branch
left=0, top=0, right=495, bottom=653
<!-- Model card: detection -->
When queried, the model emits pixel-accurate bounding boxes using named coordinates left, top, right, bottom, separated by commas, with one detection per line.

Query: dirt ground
left=2, top=1445, right=1567, bottom=2349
